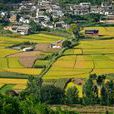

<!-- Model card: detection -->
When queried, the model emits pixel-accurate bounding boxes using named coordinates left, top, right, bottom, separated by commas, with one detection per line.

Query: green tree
left=106, top=80, right=114, bottom=105
left=67, top=23, right=80, bottom=40
left=29, top=20, right=41, bottom=33
left=20, top=96, right=36, bottom=114
left=41, top=85, right=64, bottom=104
left=62, top=40, right=72, bottom=48
left=100, top=85, right=108, bottom=105
left=23, top=77, right=43, bottom=103
left=83, top=77, right=98, bottom=105
left=0, top=95, right=22, bottom=114
left=97, top=75, right=106, bottom=86
left=65, top=87, right=79, bottom=104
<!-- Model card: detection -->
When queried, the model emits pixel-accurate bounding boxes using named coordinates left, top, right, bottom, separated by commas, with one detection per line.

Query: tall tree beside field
left=105, top=80, right=114, bottom=105
left=67, top=23, right=80, bottom=40
left=24, top=77, right=43, bottom=102
left=83, top=78, right=98, bottom=105
left=100, top=85, right=108, bottom=105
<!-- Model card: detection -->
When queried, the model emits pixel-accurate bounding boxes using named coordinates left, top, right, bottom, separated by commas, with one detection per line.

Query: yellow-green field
left=0, top=33, right=64, bottom=74
left=44, top=39, right=114, bottom=79
left=82, top=27, right=114, bottom=38
left=0, top=78, right=27, bottom=90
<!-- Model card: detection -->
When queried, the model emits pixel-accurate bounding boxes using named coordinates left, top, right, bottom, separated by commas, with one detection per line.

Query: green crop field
left=0, top=84, right=15, bottom=95
left=44, top=39, right=114, bottom=79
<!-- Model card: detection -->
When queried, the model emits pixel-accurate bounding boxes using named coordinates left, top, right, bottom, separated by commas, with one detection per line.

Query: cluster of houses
left=1, top=0, right=114, bottom=35
left=68, top=2, right=114, bottom=16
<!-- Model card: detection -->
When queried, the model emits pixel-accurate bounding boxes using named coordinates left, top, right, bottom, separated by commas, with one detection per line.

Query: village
left=0, top=0, right=114, bottom=35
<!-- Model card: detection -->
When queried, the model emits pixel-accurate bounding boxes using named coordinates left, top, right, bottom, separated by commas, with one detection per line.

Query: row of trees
left=18, top=75, right=114, bottom=106
left=83, top=74, right=114, bottom=105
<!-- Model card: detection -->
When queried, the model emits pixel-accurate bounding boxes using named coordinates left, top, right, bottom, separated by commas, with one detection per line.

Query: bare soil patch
left=8, top=51, right=42, bottom=68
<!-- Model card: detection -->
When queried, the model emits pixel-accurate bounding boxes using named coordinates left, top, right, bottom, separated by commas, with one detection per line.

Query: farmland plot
left=44, top=39, right=114, bottom=79
left=44, top=55, right=94, bottom=79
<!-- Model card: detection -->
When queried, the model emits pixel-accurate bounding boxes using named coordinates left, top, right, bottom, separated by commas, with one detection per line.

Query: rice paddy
left=44, top=39, right=114, bottom=79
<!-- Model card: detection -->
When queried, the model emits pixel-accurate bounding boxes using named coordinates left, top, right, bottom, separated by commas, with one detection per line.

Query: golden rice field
left=82, top=27, right=114, bottom=38
left=44, top=39, right=114, bottom=79
left=3, top=68, right=42, bottom=75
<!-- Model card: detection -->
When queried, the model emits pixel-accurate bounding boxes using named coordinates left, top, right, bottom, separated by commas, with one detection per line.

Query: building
left=17, top=25, right=31, bottom=35
left=85, top=30, right=99, bottom=36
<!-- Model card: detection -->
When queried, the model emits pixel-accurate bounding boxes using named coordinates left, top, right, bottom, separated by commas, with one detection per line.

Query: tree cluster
left=83, top=74, right=114, bottom=105
left=1, top=74, right=114, bottom=114
left=0, top=77, right=79, bottom=114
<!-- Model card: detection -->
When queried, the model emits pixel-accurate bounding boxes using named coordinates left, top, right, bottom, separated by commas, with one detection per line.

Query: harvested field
left=8, top=51, right=44, bottom=67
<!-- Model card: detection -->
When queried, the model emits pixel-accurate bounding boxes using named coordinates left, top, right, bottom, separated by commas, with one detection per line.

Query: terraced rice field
left=44, top=39, right=114, bottom=79
left=0, top=33, right=64, bottom=90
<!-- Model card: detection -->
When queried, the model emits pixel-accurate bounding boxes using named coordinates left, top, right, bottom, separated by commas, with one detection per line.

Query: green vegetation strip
left=0, top=72, right=33, bottom=79
left=0, top=84, right=15, bottom=95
